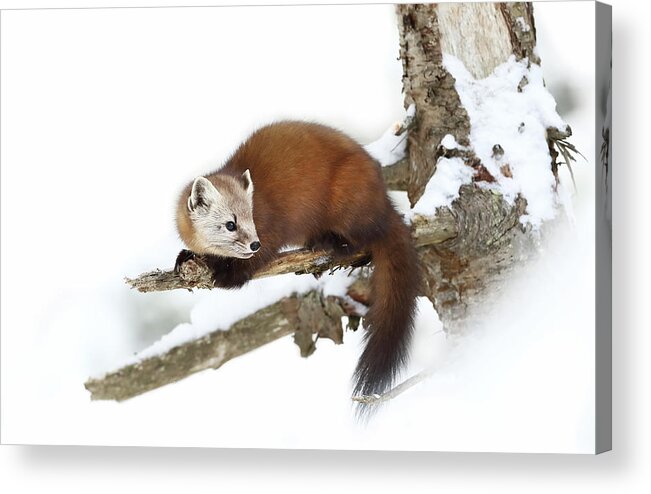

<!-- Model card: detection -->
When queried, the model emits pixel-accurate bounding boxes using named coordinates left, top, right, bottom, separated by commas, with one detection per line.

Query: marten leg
left=330, top=216, right=394, bottom=268
left=174, top=249, right=197, bottom=272
left=209, top=251, right=281, bottom=288
left=174, top=249, right=266, bottom=288
left=307, top=232, right=371, bottom=267
left=307, top=232, right=357, bottom=258
left=201, top=256, right=256, bottom=288
left=174, top=248, right=276, bottom=289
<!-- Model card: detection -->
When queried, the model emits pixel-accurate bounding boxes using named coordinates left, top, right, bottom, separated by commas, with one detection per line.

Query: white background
left=1, top=0, right=649, bottom=492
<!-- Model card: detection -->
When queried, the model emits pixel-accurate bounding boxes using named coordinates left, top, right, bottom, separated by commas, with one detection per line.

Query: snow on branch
left=85, top=291, right=363, bottom=401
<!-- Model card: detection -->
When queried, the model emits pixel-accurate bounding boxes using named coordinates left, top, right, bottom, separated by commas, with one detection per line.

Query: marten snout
left=238, top=235, right=261, bottom=257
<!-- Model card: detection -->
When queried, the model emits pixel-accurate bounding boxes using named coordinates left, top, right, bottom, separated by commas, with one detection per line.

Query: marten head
left=177, top=170, right=261, bottom=259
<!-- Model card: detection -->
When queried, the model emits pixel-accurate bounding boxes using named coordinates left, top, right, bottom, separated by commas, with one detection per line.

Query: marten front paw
left=208, top=260, right=251, bottom=289
left=199, top=257, right=234, bottom=288
left=174, top=249, right=196, bottom=274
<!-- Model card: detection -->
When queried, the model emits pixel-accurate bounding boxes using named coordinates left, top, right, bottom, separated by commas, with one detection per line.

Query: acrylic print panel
left=0, top=1, right=608, bottom=453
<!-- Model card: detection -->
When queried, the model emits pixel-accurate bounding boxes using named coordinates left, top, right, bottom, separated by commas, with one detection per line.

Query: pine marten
left=175, top=121, right=421, bottom=415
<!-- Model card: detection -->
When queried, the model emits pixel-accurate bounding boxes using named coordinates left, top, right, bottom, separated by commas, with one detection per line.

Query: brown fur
left=176, top=121, right=422, bottom=415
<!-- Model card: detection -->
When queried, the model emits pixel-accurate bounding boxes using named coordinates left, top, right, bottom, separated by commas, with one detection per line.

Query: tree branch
left=381, top=158, right=410, bottom=191
left=125, top=211, right=457, bottom=293
left=352, top=365, right=436, bottom=406
left=85, top=291, right=362, bottom=401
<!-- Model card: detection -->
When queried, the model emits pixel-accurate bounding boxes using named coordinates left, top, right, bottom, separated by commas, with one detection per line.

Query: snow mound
left=414, top=54, right=570, bottom=229
left=130, top=270, right=356, bottom=363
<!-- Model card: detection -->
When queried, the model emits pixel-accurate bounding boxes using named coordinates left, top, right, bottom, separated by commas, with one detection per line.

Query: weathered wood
left=396, top=3, right=552, bottom=334
left=418, top=186, right=531, bottom=333
left=497, top=2, right=540, bottom=66
left=381, top=158, right=410, bottom=191
left=85, top=291, right=361, bottom=401
left=397, top=3, right=471, bottom=206
left=437, top=2, right=513, bottom=79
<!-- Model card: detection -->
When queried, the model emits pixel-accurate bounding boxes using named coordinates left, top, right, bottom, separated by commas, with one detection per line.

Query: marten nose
left=250, top=241, right=261, bottom=252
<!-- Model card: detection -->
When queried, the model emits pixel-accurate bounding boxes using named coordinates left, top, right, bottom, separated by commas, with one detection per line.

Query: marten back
left=218, top=122, right=393, bottom=254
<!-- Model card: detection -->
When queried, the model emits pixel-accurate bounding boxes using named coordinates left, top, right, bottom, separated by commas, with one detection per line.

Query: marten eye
left=225, top=221, right=237, bottom=232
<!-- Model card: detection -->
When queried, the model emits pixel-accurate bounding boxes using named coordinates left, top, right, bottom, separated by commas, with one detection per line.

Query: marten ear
left=188, top=177, right=222, bottom=212
left=241, top=169, right=254, bottom=197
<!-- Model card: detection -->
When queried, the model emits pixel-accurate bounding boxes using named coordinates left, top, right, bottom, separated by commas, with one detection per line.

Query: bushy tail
left=353, top=212, right=421, bottom=418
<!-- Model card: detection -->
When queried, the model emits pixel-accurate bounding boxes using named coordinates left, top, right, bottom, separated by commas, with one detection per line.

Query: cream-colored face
left=187, top=171, right=260, bottom=259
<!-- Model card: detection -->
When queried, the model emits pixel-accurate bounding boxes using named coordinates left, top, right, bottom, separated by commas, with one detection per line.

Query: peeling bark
left=417, top=186, right=532, bottom=333
left=397, top=3, right=471, bottom=205
left=497, top=2, right=540, bottom=65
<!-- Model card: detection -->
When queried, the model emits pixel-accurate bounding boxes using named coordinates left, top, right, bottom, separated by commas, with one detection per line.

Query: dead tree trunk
left=396, top=2, right=562, bottom=333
